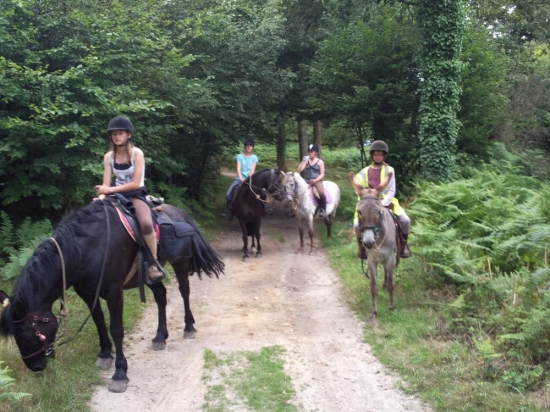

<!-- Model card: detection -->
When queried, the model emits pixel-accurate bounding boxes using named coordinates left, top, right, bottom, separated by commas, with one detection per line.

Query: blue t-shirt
left=236, top=153, right=258, bottom=180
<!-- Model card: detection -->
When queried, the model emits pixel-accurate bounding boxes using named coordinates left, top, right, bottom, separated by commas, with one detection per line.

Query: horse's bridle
left=10, top=201, right=112, bottom=361
left=247, top=169, right=283, bottom=202
left=12, top=312, right=57, bottom=360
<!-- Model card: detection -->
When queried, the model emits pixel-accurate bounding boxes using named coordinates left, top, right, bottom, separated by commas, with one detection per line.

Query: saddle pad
left=158, top=222, right=196, bottom=260
left=310, top=183, right=333, bottom=206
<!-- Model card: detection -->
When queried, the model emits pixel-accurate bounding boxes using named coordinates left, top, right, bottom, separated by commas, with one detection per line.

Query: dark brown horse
left=232, top=168, right=284, bottom=261
left=0, top=199, right=224, bottom=393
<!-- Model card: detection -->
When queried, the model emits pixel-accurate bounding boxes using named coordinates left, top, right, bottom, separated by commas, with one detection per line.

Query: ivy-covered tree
left=416, top=0, right=467, bottom=181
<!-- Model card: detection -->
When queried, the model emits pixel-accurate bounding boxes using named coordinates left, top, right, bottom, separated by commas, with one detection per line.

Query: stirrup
left=147, top=264, right=166, bottom=284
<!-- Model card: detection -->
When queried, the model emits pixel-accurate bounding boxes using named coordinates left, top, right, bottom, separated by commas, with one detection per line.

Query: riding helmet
left=369, top=140, right=389, bottom=155
left=107, top=116, right=135, bottom=134
left=308, top=144, right=319, bottom=153
left=244, top=138, right=255, bottom=147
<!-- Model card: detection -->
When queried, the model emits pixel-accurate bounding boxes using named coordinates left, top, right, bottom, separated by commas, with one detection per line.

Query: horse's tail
left=189, top=230, right=225, bottom=279
left=159, top=205, right=225, bottom=279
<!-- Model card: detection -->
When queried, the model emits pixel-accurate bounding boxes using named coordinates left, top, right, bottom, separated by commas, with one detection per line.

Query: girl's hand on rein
left=95, top=185, right=112, bottom=195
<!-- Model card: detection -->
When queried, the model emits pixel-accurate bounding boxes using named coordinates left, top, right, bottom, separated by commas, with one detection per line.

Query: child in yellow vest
left=354, top=140, right=411, bottom=259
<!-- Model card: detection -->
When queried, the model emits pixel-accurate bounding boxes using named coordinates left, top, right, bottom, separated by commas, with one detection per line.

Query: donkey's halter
left=12, top=312, right=57, bottom=360
left=358, top=196, right=387, bottom=252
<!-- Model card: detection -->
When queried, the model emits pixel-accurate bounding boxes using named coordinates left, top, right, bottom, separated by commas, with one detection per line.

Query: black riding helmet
left=244, top=138, right=255, bottom=147
left=107, top=116, right=134, bottom=134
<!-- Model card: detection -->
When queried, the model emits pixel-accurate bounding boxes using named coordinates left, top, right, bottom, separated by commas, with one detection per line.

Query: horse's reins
left=56, top=199, right=111, bottom=348
left=246, top=169, right=281, bottom=203
left=14, top=200, right=112, bottom=359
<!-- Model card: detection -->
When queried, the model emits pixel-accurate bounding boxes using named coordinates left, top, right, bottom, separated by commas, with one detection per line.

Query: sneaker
left=222, top=210, right=233, bottom=220
left=318, top=208, right=326, bottom=218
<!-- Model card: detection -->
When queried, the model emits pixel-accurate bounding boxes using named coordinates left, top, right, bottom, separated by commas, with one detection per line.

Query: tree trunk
left=313, top=120, right=322, bottom=158
left=298, top=118, right=308, bottom=159
left=277, top=112, right=286, bottom=171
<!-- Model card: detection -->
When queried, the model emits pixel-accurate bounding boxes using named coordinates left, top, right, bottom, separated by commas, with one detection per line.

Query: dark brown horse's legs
left=105, top=289, right=129, bottom=391
left=148, top=281, right=169, bottom=349
left=73, top=285, right=113, bottom=364
left=174, top=261, right=197, bottom=339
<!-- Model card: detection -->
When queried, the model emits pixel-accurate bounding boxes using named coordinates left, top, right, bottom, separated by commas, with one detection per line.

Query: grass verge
left=202, top=346, right=298, bottom=412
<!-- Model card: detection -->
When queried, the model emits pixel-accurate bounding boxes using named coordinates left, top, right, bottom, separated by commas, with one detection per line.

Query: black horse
left=0, top=199, right=224, bottom=393
left=232, top=168, right=284, bottom=261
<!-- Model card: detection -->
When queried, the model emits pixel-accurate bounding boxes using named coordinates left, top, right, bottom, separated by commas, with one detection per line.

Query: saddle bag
left=158, top=222, right=196, bottom=260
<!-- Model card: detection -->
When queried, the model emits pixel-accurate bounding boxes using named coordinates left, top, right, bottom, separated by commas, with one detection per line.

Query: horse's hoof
left=251, top=247, right=257, bottom=253
left=390, top=306, right=396, bottom=312
left=256, top=253, right=262, bottom=258
left=95, top=357, right=113, bottom=369
left=296, top=248, right=303, bottom=254
left=152, top=341, right=166, bottom=351
left=243, top=256, right=249, bottom=262
left=183, top=330, right=197, bottom=339
left=368, top=312, right=377, bottom=320
left=109, top=379, right=129, bottom=393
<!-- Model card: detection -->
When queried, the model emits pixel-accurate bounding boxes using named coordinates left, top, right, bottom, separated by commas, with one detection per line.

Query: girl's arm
left=297, top=156, right=308, bottom=173
left=249, top=161, right=257, bottom=177
left=95, top=152, right=113, bottom=200
left=95, top=148, right=144, bottom=196
left=381, top=171, right=396, bottom=207
left=236, top=160, right=244, bottom=181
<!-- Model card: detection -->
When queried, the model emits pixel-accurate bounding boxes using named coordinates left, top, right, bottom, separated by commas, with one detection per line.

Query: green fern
left=0, top=361, right=30, bottom=403
left=0, top=215, right=52, bottom=281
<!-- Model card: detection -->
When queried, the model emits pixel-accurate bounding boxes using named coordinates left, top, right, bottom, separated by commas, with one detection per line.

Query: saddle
left=109, top=194, right=196, bottom=301
left=309, top=184, right=333, bottom=206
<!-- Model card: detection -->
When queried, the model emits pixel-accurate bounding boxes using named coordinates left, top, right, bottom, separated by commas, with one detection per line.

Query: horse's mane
left=7, top=200, right=108, bottom=310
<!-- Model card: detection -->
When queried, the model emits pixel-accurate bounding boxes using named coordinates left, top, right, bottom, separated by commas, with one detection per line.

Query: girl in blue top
left=223, top=138, right=258, bottom=220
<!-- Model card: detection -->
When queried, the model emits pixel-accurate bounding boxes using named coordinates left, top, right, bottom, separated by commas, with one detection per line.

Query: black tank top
left=305, top=160, right=321, bottom=181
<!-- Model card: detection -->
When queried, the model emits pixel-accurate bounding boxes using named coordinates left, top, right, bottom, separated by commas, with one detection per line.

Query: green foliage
left=0, top=212, right=53, bottom=280
left=417, top=0, right=468, bottom=181
left=0, top=362, right=30, bottom=403
left=411, top=144, right=550, bottom=391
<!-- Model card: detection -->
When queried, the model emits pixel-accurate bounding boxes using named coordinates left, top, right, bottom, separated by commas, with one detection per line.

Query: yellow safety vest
left=354, top=164, right=404, bottom=220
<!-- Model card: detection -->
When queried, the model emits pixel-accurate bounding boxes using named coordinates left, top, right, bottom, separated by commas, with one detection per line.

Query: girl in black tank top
left=297, top=144, right=327, bottom=217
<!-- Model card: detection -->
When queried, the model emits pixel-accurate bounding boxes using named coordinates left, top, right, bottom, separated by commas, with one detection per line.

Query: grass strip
left=202, top=346, right=298, bottom=412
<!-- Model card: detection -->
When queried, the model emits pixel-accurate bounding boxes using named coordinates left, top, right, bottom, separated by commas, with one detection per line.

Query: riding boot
left=400, top=233, right=412, bottom=258
left=222, top=199, right=233, bottom=220
left=318, top=196, right=327, bottom=218
left=143, top=232, right=164, bottom=282
left=357, top=238, right=367, bottom=259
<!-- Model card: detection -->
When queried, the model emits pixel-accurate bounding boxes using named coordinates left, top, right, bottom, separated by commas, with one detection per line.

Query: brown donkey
left=350, top=171, right=397, bottom=318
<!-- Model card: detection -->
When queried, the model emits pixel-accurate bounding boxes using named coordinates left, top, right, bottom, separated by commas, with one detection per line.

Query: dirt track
left=89, top=200, right=430, bottom=412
